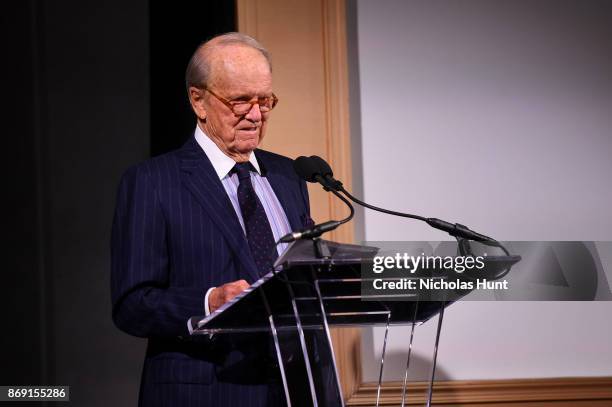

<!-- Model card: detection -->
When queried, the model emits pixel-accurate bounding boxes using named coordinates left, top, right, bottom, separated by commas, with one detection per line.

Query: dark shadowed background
left=3, top=1, right=235, bottom=405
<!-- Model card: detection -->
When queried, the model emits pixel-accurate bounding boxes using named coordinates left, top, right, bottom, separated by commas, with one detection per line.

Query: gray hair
left=185, top=32, right=272, bottom=93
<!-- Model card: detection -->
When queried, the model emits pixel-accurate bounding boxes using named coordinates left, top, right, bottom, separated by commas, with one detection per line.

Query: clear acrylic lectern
left=189, top=239, right=519, bottom=407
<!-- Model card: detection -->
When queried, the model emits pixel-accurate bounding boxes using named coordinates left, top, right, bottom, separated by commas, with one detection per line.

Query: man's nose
left=245, top=102, right=262, bottom=122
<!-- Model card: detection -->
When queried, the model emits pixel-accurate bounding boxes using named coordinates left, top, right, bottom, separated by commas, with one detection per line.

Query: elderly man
left=111, top=33, right=312, bottom=406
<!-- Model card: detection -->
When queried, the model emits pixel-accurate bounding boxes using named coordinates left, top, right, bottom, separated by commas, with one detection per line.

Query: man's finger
left=235, top=279, right=250, bottom=290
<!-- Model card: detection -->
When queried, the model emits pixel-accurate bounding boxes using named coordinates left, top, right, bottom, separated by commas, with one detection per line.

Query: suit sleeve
left=110, top=165, right=206, bottom=338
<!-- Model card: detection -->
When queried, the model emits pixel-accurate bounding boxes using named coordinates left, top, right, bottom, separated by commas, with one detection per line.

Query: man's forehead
left=208, top=45, right=272, bottom=94
left=210, top=45, right=270, bottom=76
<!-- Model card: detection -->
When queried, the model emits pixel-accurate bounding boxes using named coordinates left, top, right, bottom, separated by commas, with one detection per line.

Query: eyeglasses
left=203, top=87, right=278, bottom=116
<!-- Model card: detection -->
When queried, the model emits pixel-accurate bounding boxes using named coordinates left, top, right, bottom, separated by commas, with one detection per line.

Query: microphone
left=299, top=155, right=497, bottom=243
left=293, top=155, right=321, bottom=182
left=423, top=218, right=495, bottom=243
left=278, top=220, right=342, bottom=243
left=308, top=156, right=343, bottom=191
left=293, top=156, right=340, bottom=191
left=279, top=157, right=356, bottom=243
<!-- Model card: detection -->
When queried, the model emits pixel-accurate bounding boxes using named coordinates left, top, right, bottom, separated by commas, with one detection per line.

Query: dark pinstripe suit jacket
left=111, top=137, right=312, bottom=406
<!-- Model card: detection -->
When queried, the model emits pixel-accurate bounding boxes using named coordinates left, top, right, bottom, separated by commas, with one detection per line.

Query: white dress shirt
left=193, top=125, right=292, bottom=317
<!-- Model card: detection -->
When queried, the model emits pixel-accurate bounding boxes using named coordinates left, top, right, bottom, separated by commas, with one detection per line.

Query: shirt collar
left=194, top=125, right=262, bottom=179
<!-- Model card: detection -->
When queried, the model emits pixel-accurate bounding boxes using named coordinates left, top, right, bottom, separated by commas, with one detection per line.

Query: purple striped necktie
left=233, top=162, right=278, bottom=276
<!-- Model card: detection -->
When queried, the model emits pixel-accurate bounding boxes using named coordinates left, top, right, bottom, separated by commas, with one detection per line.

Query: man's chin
left=235, top=135, right=262, bottom=152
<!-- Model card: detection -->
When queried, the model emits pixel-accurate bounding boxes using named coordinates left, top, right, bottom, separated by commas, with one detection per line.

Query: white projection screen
left=348, top=0, right=612, bottom=381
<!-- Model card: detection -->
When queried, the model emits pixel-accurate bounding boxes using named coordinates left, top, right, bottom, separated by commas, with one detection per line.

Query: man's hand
left=208, top=280, right=250, bottom=313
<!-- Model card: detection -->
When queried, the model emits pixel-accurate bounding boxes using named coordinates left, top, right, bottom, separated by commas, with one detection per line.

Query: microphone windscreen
left=293, top=156, right=320, bottom=182
left=310, top=156, right=333, bottom=177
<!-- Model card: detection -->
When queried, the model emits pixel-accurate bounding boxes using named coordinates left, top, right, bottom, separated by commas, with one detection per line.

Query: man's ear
left=188, top=87, right=207, bottom=121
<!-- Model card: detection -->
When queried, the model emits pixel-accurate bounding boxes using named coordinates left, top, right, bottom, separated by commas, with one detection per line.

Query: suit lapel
left=178, top=138, right=260, bottom=281
left=256, top=150, right=303, bottom=232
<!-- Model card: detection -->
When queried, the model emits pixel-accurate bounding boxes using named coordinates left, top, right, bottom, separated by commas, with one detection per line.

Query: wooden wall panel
left=237, top=0, right=360, bottom=400
left=347, top=377, right=612, bottom=406
left=237, top=0, right=353, bottom=242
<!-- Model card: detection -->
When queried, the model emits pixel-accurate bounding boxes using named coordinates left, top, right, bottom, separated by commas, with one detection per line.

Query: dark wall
left=4, top=1, right=150, bottom=405
left=3, top=1, right=234, bottom=405
left=3, top=0, right=46, bottom=389
left=150, top=0, right=236, bottom=155
left=42, top=1, right=150, bottom=405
